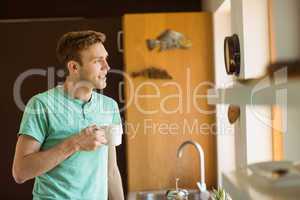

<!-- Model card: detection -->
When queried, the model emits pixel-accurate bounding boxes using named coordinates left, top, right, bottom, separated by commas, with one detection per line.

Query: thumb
left=90, top=124, right=98, bottom=129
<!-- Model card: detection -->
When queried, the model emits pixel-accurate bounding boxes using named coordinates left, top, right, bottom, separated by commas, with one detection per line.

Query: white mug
left=99, top=124, right=122, bottom=146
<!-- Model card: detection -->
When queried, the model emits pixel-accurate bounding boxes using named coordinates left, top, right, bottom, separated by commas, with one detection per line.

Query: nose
left=106, top=63, right=111, bottom=71
left=102, top=59, right=110, bottom=72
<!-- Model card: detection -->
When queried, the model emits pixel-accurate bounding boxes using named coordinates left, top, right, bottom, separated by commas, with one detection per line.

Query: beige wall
left=270, top=0, right=300, bottom=62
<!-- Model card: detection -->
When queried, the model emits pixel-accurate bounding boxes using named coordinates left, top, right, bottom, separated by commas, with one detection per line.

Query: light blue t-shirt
left=18, top=85, right=123, bottom=200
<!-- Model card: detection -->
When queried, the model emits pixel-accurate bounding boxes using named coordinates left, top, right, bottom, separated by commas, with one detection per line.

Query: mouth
left=98, top=76, right=106, bottom=81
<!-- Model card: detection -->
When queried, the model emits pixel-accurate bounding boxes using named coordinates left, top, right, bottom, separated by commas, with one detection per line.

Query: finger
left=96, top=126, right=106, bottom=131
left=93, top=135, right=106, bottom=146
left=94, top=128, right=105, bottom=135
left=90, top=124, right=98, bottom=130
left=101, top=137, right=108, bottom=144
left=90, top=123, right=97, bottom=127
left=87, top=125, right=99, bottom=134
left=86, top=126, right=94, bottom=134
left=93, top=128, right=104, bottom=135
left=85, top=124, right=96, bottom=130
left=95, top=133, right=106, bottom=141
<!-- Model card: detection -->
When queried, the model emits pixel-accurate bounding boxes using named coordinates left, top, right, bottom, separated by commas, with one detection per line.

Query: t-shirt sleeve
left=18, top=97, right=49, bottom=144
left=111, top=101, right=123, bottom=134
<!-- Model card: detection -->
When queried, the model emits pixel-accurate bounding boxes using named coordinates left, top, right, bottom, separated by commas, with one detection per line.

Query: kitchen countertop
left=127, top=189, right=205, bottom=200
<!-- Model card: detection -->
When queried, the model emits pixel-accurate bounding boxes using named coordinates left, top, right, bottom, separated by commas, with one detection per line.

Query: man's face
left=77, top=42, right=110, bottom=90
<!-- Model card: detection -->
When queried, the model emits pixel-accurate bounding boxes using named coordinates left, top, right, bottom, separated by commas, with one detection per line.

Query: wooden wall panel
left=124, top=12, right=216, bottom=191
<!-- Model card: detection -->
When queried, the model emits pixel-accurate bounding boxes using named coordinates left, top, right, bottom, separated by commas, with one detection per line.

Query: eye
left=94, top=59, right=101, bottom=64
left=101, top=59, right=108, bottom=64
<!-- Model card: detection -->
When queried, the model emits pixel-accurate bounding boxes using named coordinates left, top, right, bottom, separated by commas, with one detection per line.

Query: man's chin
left=95, top=82, right=107, bottom=90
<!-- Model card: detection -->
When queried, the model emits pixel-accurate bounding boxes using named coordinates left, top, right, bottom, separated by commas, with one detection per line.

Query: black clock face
left=224, top=34, right=240, bottom=75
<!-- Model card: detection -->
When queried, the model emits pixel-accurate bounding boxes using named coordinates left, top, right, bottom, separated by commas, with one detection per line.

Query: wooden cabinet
left=123, top=12, right=216, bottom=191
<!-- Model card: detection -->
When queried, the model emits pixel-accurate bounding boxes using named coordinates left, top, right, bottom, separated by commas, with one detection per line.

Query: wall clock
left=224, top=34, right=240, bottom=75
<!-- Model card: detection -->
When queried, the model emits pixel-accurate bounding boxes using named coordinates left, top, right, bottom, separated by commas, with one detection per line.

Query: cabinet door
left=123, top=12, right=216, bottom=191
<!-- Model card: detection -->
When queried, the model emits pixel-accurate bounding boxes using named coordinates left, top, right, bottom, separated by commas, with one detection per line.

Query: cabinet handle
left=118, top=81, right=126, bottom=104
left=117, top=30, right=123, bottom=53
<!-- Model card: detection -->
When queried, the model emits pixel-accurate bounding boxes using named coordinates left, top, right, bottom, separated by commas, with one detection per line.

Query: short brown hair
left=56, top=30, right=106, bottom=67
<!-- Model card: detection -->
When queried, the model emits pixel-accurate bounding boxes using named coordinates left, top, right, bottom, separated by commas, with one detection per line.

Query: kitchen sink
left=136, top=189, right=201, bottom=200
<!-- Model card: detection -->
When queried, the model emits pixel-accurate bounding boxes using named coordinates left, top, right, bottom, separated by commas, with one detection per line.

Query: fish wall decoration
left=131, top=66, right=173, bottom=79
left=146, top=29, right=192, bottom=52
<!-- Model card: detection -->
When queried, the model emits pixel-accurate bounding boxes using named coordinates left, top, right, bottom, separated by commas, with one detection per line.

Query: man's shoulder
left=29, top=87, right=58, bottom=105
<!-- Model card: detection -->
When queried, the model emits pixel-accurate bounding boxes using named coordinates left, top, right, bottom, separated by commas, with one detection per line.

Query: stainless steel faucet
left=177, top=140, right=207, bottom=192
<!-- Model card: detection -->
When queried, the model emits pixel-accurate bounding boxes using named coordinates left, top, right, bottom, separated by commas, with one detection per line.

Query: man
left=12, top=30, right=124, bottom=200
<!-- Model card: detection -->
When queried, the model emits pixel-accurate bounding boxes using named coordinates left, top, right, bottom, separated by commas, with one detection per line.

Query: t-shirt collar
left=56, top=85, right=94, bottom=106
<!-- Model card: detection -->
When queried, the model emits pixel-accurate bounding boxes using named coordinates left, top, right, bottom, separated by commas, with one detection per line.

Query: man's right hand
left=76, top=124, right=107, bottom=151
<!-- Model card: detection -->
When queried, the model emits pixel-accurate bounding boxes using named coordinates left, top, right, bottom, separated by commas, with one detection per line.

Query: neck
left=63, top=76, right=93, bottom=102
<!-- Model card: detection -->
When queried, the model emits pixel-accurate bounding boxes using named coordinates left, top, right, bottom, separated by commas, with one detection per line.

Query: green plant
left=210, top=188, right=232, bottom=200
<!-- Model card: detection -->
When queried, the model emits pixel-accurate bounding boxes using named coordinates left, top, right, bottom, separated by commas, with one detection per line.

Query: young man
left=12, top=30, right=124, bottom=200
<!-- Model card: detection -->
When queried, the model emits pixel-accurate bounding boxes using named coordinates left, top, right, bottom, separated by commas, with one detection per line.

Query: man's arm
left=12, top=134, right=79, bottom=184
left=108, top=146, right=124, bottom=200
left=12, top=125, right=106, bottom=184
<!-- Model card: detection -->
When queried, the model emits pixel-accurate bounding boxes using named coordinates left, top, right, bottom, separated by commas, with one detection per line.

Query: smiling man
left=12, top=31, right=124, bottom=200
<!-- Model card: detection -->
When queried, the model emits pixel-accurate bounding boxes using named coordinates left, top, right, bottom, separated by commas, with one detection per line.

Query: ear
left=66, top=60, right=80, bottom=74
